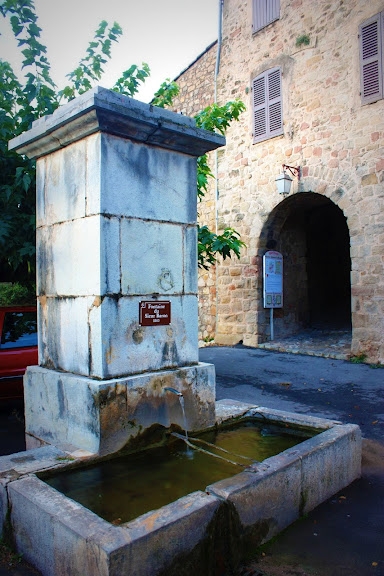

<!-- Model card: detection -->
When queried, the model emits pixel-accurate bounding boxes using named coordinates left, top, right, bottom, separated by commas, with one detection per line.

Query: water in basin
left=45, top=421, right=310, bottom=524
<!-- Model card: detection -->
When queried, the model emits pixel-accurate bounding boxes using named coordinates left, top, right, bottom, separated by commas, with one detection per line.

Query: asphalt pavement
left=0, top=345, right=383, bottom=575
left=200, top=344, right=384, bottom=442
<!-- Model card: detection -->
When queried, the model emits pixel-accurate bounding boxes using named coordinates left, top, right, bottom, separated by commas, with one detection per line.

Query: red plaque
left=139, top=301, right=171, bottom=326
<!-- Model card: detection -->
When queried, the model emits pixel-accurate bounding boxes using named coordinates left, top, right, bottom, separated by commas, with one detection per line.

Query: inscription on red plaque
left=139, top=301, right=171, bottom=326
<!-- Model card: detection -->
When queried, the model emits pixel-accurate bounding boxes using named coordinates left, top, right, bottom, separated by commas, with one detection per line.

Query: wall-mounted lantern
left=275, top=164, right=301, bottom=195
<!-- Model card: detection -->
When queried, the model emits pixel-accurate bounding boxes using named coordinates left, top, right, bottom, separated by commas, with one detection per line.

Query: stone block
left=9, top=476, right=223, bottom=576
left=88, top=133, right=198, bottom=225
left=0, top=446, right=66, bottom=475
left=89, top=295, right=199, bottom=378
left=207, top=452, right=301, bottom=545
left=9, top=476, right=117, bottom=576
left=37, top=215, right=120, bottom=297
left=37, top=296, right=92, bottom=374
left=120, top=218, right=184, bottom=295
left=37, top=294, right=199, bottom=378
left=36, top=140, right=87, bottom=227
left=114, top=492, right=222, bottom=576
left=9, top=87, right=225, bottom=160
left=184, top=225, right=198, bottom=293
left=299, top=424, right=362, bottom=514
left=24, top=363, right=216, bottom=455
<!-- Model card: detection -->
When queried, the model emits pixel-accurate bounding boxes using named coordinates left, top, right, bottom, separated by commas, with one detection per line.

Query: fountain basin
left=43, top=419, right=309, bottom=524
left=0, top=401, right=361, bottom=576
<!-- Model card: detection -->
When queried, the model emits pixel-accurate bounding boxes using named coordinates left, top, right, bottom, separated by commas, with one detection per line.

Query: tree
left=0, top=0, right=244, bottom=289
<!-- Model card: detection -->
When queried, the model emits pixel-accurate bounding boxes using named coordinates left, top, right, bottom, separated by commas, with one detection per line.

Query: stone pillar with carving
left=10, top=87, right=225, bottom=455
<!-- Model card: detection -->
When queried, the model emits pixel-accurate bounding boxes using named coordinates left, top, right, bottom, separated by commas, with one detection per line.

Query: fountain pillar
left=10, top=87, right=225, bottom=455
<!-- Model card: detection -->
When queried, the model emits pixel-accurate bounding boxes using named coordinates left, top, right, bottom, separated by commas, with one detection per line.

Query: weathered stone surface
left=29, top=90, right=222, bottom=381
left=24, top=363, right=216, bottom=455
left=0, top=445, right=66, bottom=474
left=9, top=86, right=225, bottom=159
left=8, top=476, right=119, bottom=576
left=9, top=475, right=223, bottom=576
left=299, top=424, right=362, bottom=514
left=37, top=294, right=199, bottom=378
left=207, top=457, right=302, bottom=545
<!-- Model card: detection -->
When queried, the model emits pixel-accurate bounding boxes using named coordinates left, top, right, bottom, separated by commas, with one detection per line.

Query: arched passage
left=259, top=193, right=351, bottom=339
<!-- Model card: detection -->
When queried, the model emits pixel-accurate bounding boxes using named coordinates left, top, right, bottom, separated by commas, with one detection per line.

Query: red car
left=0, top=306, right=38, bottom=400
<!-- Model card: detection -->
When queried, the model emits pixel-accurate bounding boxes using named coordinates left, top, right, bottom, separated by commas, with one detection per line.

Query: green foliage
left=369, top=362, right=383, bottom=369
left=194, top=100, right=246, bottom=135
left=350, top=353, right=367, bottom=364
left=151, top=79, right=180, bottom=108
left=0, top=0, right=246, bottom=280
left=194, top=101, right=245, bottom=201
left=112, top=63, right=150, bottom=97
left=296, top=34, right=310, bottom=47
left=0, top=538, right=23, bottom=567
left=194, top=100, right=246, bottom=267
left=198, top=226, right=245, bottom=270
left=196, top=154, right=214, bottom=201
left=59, top=21, right=122, bottom=100
left=0, top=282, right=35, bottom=305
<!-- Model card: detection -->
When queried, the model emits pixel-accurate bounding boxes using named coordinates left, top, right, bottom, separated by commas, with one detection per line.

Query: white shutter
left=359, top=12, right=383, bottom=104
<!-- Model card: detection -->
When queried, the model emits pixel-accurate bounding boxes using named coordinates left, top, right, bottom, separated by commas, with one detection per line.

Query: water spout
left=163, top=386, right=183, bottom=397
left=164, top=387, right=189, bottom=444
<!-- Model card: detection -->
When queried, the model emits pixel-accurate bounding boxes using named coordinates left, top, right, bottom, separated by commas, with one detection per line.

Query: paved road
left=200, top=344, right=384, bottom=441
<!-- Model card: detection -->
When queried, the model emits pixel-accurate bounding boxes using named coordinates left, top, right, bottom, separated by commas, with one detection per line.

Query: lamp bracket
left=282, top=164, right=300, bottom=179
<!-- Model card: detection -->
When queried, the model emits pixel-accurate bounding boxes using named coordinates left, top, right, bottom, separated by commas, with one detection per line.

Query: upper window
left=252, top=67, right=283, bottom=144
left=359, top=12, right=384, bottom=104
left=252, top=0, right=280, bottom=33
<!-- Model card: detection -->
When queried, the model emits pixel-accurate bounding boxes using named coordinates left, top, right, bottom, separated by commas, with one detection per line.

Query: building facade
left=172, top=0, right=384, bottom=363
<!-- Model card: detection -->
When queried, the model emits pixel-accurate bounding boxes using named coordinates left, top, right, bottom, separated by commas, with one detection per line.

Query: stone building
left=171, top=0, right=384, bottom=364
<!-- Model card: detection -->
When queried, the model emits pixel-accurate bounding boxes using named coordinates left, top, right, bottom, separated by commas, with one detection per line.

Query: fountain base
left=0, top=401, right=361, bottom=576
left=23, top=362, right=216, bottom=455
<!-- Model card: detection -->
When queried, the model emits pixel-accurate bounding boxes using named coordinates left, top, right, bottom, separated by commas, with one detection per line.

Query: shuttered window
left=252, top=67, right=283, bottom=143
left=252, top=0, right=280, bottom=33
left=359, top=12, right=384, bottom=104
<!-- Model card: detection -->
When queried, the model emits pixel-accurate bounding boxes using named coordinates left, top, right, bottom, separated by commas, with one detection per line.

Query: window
left=359, top=12, right=384, bottom=104
left=0, top=311, right=37, bottom=350
left=252, top=0, right=280, bottom=33
left=252, top=67, right=283, bottom=143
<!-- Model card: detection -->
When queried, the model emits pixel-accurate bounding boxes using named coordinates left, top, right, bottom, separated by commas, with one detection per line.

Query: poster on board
left=263, top=251, right=283, bottom=308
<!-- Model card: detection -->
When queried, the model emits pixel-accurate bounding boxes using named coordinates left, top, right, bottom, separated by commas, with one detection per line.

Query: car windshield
left=1, top=311, right=37, bottom=349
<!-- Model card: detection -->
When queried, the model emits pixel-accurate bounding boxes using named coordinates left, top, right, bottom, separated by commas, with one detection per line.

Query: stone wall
left=172, top=0, right=384, bottom=363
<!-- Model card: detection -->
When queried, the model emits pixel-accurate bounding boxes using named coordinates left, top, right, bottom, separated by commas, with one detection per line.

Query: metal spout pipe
left=163, top=386, right=183, bottom=397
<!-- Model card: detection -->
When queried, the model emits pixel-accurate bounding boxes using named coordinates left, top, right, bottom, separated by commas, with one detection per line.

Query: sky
left=0, top=0, right=218, bottom=103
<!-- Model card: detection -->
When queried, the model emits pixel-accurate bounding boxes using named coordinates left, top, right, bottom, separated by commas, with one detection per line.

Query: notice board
left=263, top=251, right=283, bottom=308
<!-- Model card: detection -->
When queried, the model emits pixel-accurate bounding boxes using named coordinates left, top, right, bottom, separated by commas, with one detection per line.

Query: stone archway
left=258, top=192, right=351, bottom=340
